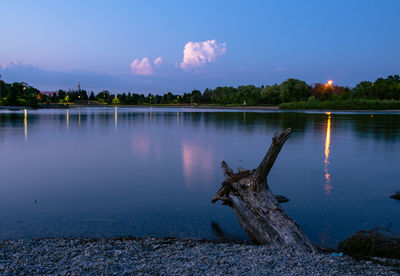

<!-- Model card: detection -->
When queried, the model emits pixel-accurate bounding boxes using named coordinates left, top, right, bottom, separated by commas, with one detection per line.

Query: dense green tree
left=237, top=85, right=261, bottom=105
left=162, top=92, right=175, bottom=104
left=50, top=92, right=58, bottom=103
left=0, top=79, right=6, bottom=99
left=202, top=88, right=211, bottom=103
left=118, top=93, right=127, bottom=103
left=58, top=90, right=66, bottom=101
left=353, top=81, right=373, bottom=98
left=211, top=86, right=237, bottom=104
left=261, top=85, right=281, bottom=104
left=372, top=75, right=400, bottom=100
left=280, top=79, right=310, bottom=103
left=96, top=90, right=111, bottom=103
left=112, top=97, right=120, bottom=105
left=89, top=91, right=96, bottom=100
left=1, top=82, right=39, bottom=107
left=190, top=90, right=201, bottom=103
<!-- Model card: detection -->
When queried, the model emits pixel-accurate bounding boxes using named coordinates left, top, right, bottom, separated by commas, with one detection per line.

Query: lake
left=0, top=107, right=399, bottom=247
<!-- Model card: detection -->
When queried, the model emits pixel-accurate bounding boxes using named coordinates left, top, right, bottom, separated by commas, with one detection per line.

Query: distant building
left=37, top=91, right=58, bottom=101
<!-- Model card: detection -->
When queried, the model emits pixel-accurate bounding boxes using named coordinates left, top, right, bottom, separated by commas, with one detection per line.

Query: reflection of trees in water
left=278, top=112, right=310, bottom=133
left=178, top=111, right=311, bottom=135
left=298, top=113, right=400, bottom=144
left=0, top=110, right=399, bottom=144
left=309, top=113, right=400, bottom=143
left=0, top=113, right=26, bottom=143
left=0, top=113, right=23, bottom=126
left=350, top=114, right=400, bottom=142
left=76, top=110, right=313, bottom=136
left=89, top=110, right=400, bottom=145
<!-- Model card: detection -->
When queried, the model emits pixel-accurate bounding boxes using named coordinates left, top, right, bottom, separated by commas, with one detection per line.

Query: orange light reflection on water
left=324, top=112, right=332, bottom=194
left=24, top=109, right=28, bottom=141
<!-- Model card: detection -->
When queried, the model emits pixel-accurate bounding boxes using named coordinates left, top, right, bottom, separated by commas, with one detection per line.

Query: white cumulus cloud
left=153, top=57, right=164, bottom=66
left=180, top=39, right=226, bottom=70
left=130, top=57, right=165, bottom=75
left=130, top=57, right=154, bottom=76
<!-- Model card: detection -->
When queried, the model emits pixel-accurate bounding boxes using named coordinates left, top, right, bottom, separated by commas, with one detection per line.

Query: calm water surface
left=0, top=107, right=399, bottom=247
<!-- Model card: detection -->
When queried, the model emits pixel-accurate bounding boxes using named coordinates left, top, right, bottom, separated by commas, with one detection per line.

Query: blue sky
left=0, top=0, right=399, bottom=93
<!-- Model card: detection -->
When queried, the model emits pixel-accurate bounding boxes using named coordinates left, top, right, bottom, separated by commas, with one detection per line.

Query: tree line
left=0, top=80, right=40, bottom=107
left=0, top=75, right=399, bottom=107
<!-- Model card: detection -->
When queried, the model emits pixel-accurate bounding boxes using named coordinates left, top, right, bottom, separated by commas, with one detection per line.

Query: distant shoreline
left=2, top=104, right=400, bottom=112
left=110, top=104, right=279, bottom=111
left=1, top=103, right=280, bottom=111
left=64, top=103, right=280, bottom=110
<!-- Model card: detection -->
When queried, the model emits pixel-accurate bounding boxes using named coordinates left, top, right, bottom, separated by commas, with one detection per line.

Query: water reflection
left=24, top=109, right=28, bottom=141
left=181, top=141, right=214, bottom=187
left=149, top=108, right=152, bottom=124
left=114, top=107, right=118, bottom=130
left=324, top=112, right=332, bottom=194
left=78, top=108, right=81, bottom=128
left=132, top=135, right=151, bottom=159
left=0, top=108, right=399, bottom=246
left=66, top=109, right=69, bottom=131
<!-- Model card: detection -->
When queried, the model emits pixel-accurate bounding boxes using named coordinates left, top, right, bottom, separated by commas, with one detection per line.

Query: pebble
left=0, top=237, right=399, bottom=275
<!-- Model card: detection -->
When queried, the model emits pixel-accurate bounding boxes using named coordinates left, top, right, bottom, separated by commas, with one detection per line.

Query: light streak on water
left=324, top=112, right=332, bottom=194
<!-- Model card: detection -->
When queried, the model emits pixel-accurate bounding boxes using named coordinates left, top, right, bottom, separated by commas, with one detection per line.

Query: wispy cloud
left=153, top=57, right=163, bottom=66
left=1, top=60, right=25, bottom=69
left=180, top=39, right=226, bottom=70
left=275, top=66, right=288, bottom=72
left=0, top=60, right=116, bottom=91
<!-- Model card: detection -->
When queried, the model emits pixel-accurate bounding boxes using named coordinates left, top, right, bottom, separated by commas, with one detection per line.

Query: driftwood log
left=212, top=128, right=315, bottom=253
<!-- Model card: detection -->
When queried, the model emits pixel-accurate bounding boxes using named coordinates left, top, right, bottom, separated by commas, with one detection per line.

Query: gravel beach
left=0, top=237, right=399, bottom=275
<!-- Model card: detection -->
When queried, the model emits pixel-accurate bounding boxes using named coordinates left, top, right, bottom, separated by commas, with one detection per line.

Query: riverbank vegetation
left=0, top=81, right=40, bottom=107
left=1, top=75, right=399, bottom=109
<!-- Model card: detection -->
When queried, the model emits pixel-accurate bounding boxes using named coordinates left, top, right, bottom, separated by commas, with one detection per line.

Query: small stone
left=275, top=195, right=289, bottom=203
left=390, top=192, right=400, bottom=200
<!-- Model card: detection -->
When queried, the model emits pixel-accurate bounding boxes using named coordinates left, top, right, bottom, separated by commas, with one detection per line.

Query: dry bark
left=212, top=128, right=315, bottom=253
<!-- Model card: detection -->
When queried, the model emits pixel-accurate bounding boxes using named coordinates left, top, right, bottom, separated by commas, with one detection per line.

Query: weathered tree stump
left=212, top=128, right=315, bottom=253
